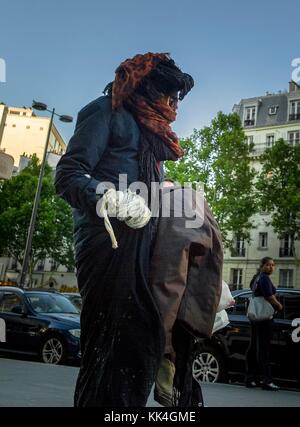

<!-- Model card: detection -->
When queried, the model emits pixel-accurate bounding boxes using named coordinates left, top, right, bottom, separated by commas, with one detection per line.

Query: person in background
left=245, top=256, right=283, bottom=390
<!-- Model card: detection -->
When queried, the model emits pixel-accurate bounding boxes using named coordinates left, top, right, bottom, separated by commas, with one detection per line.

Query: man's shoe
left=261, top=382, right=280, bottom=391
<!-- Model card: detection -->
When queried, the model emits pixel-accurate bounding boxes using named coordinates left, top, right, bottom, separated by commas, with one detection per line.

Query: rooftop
left=234, top=81, right=300, bottom=129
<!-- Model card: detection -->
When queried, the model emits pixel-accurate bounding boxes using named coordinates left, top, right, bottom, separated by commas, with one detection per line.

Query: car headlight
left=69, top=329, right=81, bottom=338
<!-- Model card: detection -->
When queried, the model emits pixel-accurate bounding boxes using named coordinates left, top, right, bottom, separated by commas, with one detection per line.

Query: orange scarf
left=112, top=52, right=183, bottom=159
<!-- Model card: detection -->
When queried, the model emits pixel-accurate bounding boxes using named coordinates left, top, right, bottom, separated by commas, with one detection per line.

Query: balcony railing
left=244, top=119, right=255, bottom=126
left=249, top=140, right=300, bottom=157
left=231, top=247, right=246, bottom=257
left=289, top=113, right=300, bottom=121
left=279, top=247, right=294, bottom=257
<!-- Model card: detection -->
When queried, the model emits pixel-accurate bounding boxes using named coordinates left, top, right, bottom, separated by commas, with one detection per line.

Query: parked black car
left=0, top=287, right=81, bottom=365
left=192, top=288, right=300, bottom=385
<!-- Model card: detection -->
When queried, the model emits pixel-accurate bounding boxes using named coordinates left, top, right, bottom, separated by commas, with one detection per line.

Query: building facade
left=0, top=256, right=78, bottom=290
left=0, top=103, right=66, bottom=168
left=0, top=103, right=77, bottom=290
left=223, top=81, right=300, bottom=289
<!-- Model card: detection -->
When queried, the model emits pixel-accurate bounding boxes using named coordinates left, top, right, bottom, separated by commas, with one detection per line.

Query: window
left=259, top=232, right=268, bottom=249
left=244, top=106, right=256, bottom=126
left=9, top=110, right=20, bottom=115
left=289, top=100, right=300, bottom=120
left=266, top=134, right=275, bottom=148
left=231, top=236, right=245, bottom=257
left=40, top=127, right=43, bottom=131
left=245, top=135, right=255, bottom=152
left=245, top=135, right=254, bottom=145
left=26, top=125, right=30, bottom=129
left=12, top=124, right=16, bottom=127
left=279, top=234, right=294, bottom=257
left=279, top=270, right=294, bottom=288
left=50, top=259, right=59, bottom=272
left=288, top=131, right=300, bottom=146
left=230, top=268, right=243, bottom=290
left=35, top=259, right=45, bottom=272
left=237, top=237, right=245, bottom=256
left=268, top=106, right=278, bottom=115
left=0, top=292, right=24, bottom=313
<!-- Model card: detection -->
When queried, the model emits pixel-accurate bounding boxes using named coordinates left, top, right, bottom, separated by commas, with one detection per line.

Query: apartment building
left=224, top=81, right=300, bottom=289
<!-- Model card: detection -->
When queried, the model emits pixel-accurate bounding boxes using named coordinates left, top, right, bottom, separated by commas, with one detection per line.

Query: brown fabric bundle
left=150, top=186, right=223, bottom=354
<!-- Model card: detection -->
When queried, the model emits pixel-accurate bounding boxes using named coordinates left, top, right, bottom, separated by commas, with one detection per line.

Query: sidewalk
left=0, top=357, right=299, bottom=407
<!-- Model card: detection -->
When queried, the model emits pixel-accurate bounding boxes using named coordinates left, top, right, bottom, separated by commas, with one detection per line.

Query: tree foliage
left=0, top=155, right=74, bottom=283
left=165, top=112, right=256, bottom=246
left=256, top=139, right=300, bottom=256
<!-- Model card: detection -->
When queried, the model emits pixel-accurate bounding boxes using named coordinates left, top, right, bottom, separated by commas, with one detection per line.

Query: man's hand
left=98, top=188, right=152, bottom=249
left=100, top=188, right=151, bottom=228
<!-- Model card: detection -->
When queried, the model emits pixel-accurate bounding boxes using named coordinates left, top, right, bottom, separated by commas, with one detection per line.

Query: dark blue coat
left=55, top=96, right=165, bottom=406
left=55, top=95, right=142, bottom=259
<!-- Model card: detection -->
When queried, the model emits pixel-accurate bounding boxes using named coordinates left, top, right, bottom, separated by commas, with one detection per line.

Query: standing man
left=55, top=53, right=194, bottom=406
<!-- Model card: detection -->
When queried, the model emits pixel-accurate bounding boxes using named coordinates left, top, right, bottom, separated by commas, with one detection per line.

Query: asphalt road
left=0, top=357, right=299, bottom=407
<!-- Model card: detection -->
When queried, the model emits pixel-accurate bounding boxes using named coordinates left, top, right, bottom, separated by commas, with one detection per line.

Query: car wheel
left=40, top=334, right=67, bottom=365
left=192, top=345, right=227, bottom=384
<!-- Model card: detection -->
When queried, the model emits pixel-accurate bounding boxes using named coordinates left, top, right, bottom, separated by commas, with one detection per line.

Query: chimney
left=289, top=80, right=300, bottom=93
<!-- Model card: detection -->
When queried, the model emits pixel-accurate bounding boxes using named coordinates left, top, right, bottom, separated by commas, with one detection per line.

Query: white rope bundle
left=99, top=188, right=152, bottom=249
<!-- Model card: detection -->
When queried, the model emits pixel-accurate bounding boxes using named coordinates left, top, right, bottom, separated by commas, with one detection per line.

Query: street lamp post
left=19, top=101, right=73, bottom=288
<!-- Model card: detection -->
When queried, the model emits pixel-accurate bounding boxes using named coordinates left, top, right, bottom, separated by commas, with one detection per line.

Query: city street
left=1, top=0, right=300, bottom=416
left=0, top=357, right=299, bottom=407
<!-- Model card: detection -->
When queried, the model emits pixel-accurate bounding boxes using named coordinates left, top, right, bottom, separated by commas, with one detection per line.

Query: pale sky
left=1, top=0, right=299, bottom=143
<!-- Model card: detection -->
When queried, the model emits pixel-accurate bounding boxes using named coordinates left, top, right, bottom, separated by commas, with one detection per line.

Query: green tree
left=0, top=155, right=74, bottom=285
left=256, top=138, right=300, bottom=261
left=165, top=112, right=256, bottom=247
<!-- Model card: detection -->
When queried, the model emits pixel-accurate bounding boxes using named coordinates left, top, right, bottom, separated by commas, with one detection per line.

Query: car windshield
left=25, top=293, right=80, bottom=314
left=64, top=294, right=82, bottom=308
